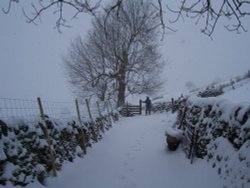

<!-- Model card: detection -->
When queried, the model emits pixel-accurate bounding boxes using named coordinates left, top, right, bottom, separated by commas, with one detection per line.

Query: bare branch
left=2, top=0, right=22, bottom=14
left=23, top=2, right=57, bottom=25
left=20, top=0, right=101, bottom=32
left=103, top=0, right=123, bottom=15
left=2, top=0, right=12, bottom=14
left=3, top=0, right=250, bottom=36
left=166, top=0, right=250, bottom=36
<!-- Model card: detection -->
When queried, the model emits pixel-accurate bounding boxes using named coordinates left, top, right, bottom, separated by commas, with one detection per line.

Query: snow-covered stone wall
left=0, top=113, right=119, bottom=186
left=178, top=97, right=250, bottom=187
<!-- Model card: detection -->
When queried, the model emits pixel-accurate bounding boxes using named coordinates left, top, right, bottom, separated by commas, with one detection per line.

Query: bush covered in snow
left=152, top=95, right=187, bottom=113
left=196, top=72, right=250, bottom=99
left=177, top=97, right=250, bottom=187
left=0, top=113, right=119, bottom=186
left=197, top=86, right=224, bottom=98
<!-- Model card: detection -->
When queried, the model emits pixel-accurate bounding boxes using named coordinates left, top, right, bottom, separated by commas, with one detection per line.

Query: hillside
left=1, top=75, right=249, bottom=188
left=166, top=76, right=250, bottom=188
left=217, top=78, right=250, bottom=103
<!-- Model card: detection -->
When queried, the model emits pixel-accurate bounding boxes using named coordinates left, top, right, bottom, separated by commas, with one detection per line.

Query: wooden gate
left=121, top=100, right=142, bottom=117
left=178, top=107, right=199, bottom=164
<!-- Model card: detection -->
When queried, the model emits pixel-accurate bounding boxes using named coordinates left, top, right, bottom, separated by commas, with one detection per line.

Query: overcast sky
left=0, top=1, right=249, bottom=101
left=162, top=18, right=250, bottom=93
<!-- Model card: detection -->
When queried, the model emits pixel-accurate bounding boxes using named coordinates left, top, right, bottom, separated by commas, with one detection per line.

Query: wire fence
left=0, top=97, right=117, bottom=127
left=0, top=98, right=39, bottom=126
left=0, top=97, right=120, bottom=183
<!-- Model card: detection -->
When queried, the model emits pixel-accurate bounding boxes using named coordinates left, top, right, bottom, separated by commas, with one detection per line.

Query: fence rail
left=120, top=101, right=142, bottom=117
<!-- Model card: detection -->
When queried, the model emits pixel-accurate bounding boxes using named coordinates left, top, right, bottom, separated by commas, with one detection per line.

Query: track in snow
left=37, top=113, right=223, bottom=188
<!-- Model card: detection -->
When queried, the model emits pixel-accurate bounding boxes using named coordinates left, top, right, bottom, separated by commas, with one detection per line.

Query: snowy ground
left=10, top=112, right=225, bottom=188
left=4, top=78, right=250, bottom=188
left=218, top=78, right=250, bottom=103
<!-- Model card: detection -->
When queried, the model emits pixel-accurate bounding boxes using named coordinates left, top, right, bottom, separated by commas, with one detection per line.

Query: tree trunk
left=117, top=50, right=128, bottom=107
left=117, top=79, right=126, bottom=107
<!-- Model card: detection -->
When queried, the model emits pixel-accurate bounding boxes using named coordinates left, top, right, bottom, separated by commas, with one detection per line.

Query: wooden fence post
left=171, top=98, right=174, bottom=113
left=189, top=130, right=199, bottom=164
left=37, top=97, right=57, bottom=177
left=85, top=99, right=98, bottom=142
left=85, top=99, right=94, bottom=123
left=96, top=101, right=102, bottom=117
left=139, top=100, right=142, bottom=115
left=126, top=102, right=129, bottom=117
left=178, top=107, right=187, bottom=129
left=75, top=99, right=87, bottom=155
left=96, top=101, right=105, bottom=133
left=106, top=101, right=113, bottom=126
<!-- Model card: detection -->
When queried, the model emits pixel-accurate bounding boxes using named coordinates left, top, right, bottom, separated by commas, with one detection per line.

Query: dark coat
left=143, top=98, right=152, bottom=109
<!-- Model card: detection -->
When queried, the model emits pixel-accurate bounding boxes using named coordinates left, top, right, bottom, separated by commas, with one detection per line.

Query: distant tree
left=3, top=0, right=250, bottom=36
left=185, top=81, right=197, bottom=91
left=244, top=70, right=250, bottom=79
left=63, top=0, right=164, bottom=106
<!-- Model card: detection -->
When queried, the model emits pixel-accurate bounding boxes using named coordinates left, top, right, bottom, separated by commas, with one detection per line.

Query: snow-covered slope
left=169, top=77, right=250, bottom=188
left=218, top=78, right=250, bottom=103
left=1, top=75, right=249, bottom=188
left=154, top=77, right=250, bottom=107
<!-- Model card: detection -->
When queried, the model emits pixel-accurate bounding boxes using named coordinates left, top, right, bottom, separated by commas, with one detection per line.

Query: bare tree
left=63, top=0, right=164, bottom=106
left=3, top=0, right=250, bottom=36
left=63, top=35, right=116, bottom=101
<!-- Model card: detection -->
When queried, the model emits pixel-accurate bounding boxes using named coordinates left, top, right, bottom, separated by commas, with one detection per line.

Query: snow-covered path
left=28, top=113, right=224, bottom=188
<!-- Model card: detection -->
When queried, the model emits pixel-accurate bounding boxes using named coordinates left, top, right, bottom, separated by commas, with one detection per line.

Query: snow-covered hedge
left=152, top=96, right=186, bottom=113
left=0, top=113, right=119, bottom=187
left=178, top=97, right=250, bottom=186
left=197, top=86, right=224, bottom=97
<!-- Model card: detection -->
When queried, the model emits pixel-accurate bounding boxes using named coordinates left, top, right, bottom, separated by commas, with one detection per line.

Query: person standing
left=143, top=96, right=152, bottom=115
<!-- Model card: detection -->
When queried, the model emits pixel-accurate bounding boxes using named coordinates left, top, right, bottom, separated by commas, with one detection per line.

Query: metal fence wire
left=0, top=97, right=116, bottom=127
left=0, top=98, right=40, bottom=126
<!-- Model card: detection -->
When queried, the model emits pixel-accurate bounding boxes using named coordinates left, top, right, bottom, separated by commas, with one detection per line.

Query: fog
left=0, top=1, right=249, bottom=101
